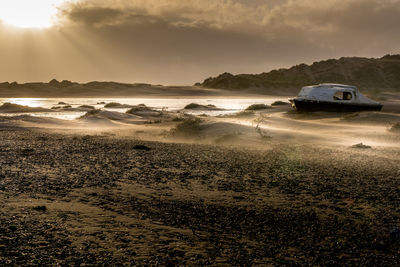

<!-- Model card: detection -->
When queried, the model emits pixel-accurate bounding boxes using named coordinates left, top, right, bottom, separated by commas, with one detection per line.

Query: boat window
left=333, top=91, right=352, bottom=101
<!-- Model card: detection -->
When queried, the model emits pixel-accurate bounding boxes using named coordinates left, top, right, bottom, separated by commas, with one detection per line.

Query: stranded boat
left=289, top=83, right=383, bottom=112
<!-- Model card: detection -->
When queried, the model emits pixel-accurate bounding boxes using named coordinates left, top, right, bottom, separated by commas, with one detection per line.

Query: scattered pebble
left=133, top=144, right=151, bottom=150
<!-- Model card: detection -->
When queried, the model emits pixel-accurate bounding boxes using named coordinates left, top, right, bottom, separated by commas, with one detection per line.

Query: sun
left=0, top=0, right=66, bottom=29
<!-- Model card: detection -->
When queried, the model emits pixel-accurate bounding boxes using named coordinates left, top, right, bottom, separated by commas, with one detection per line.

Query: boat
left=289, top=83, right=383, bottom=112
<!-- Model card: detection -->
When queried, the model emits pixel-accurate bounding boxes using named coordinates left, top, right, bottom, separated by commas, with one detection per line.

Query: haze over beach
left=0, top=0, right=400, bottom=265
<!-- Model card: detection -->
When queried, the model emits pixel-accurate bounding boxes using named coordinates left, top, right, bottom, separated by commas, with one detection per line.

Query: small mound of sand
left=245, top=104, right=270, bottom=111
left=0, top=103, right=53, bottom=113
left=79, top=105, right=95, bottom=110
left=52, top=105, right=72, bottom=110
left=1, top=115, right=71, bottom=126
left=126, top=105, right=161, bottom=117
left=202, top=122, right=254, bottom=136
left=170, top=118, right=203, bottom=137
left=214, top=133, right=242, bottom=144
left=104, top=102, right=133, bottom=108
left=80, top=110, right=139, bottom=121
left=184, top=103, right=222, bottom=110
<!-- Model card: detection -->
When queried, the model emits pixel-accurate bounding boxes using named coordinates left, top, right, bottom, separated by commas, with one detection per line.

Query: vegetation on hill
left=199, top=55, right=400, bottom=93
left=0, top=80, right=169, bottom=97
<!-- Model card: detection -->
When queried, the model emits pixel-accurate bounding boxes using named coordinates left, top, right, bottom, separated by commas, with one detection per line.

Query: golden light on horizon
left=0, top=0, right=66, bottom=29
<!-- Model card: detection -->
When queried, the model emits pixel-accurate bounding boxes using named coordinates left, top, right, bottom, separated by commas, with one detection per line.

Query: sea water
left=0, top=97, right=288, bottom=120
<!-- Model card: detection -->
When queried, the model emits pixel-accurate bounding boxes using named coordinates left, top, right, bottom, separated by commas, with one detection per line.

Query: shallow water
left=0, top=97, right=287, bottom=120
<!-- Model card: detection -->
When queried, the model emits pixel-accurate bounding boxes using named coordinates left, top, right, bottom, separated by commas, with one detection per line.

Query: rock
left=33, top=205, right=47, bottom=212
left=351, top=143, right=371, bottom=149
left=390, top=227, right=400, bottom=240
left=133, top=145, right=151, bottom=151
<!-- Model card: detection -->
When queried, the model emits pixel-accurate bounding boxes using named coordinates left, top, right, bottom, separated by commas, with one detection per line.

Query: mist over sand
left=0, top=93, right=400, bottom=265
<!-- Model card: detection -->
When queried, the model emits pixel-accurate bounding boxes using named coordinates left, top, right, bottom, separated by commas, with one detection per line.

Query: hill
left=0, top=80, right=224, bottom=97
left=198, top=55, right=400, bottom=94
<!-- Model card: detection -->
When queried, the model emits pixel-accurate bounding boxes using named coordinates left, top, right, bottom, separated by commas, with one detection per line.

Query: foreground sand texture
left=0, top=102, right=400, bottom=265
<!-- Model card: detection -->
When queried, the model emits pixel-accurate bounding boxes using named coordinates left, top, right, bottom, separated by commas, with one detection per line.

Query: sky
left=0, top=0, right=399, bottom=85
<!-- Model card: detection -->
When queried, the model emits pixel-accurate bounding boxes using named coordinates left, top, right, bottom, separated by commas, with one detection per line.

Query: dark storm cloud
left=59, top=0, right=400, bottom=55
left=65, top=6, right=126, bottom=26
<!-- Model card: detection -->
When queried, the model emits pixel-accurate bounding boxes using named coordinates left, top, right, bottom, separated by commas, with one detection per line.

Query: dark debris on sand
left=0, top=130, right=399, bottom=265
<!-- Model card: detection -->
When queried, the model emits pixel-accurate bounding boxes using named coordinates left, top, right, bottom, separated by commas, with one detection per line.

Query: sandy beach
left=1, top=0, right=400, bottom=264
left=0, top=98, right=399, bottom=265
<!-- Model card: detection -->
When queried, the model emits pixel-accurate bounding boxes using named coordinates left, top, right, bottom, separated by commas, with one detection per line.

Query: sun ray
left=0, top=0, right=65, bottom=29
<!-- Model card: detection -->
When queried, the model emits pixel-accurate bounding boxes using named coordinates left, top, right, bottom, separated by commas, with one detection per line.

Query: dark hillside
left=199, top=55, right=400, bottom=93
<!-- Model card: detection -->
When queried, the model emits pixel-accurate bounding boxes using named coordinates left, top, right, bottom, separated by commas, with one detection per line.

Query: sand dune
left=1, top=101, right=398, bottom=148
left=0, top=103, right=54, bottom=113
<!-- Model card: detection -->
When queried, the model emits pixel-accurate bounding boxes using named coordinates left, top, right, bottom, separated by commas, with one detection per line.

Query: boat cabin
left=290, top=83, right=382, bottom=112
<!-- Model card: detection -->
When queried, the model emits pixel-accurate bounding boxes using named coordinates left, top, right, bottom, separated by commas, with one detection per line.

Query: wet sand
left=0, top=99, right=400, bottom=265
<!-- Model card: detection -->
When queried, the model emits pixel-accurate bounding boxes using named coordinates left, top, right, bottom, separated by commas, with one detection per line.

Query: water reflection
left=0, top=97, right=286, bottom=119
left=6, top=98, right=43, bottom=107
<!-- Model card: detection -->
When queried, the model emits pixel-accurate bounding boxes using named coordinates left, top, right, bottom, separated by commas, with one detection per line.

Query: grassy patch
left=104, top=102, right=122, bottom=108
left=184, top=103, right=217, bottom=109
left=170, top=118, right=203, bottom=137
left=126, top=105, right=152, bottom=114
left=184, top=103, right=202, bottom=109
left=234, top=111, right=254, bottom=117
left=80, top=109, right=101, bottom=118
left=271, top=101, right=290, bottom=106
left=79, top=105, right=95, bottom=109
left=245, top=104, right=270, bottom=111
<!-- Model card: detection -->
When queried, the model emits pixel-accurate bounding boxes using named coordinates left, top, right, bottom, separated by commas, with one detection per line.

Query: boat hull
left=291, top=99, right=383, bottom=112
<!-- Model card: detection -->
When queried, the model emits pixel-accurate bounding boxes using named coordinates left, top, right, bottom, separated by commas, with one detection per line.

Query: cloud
left=59, top=0, right=267, bottom=30
left=59, top=0, right=400, bottom=47
left=0, top=0, right=399, bottom=84
left=64, top=6, right=125, bottom=26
